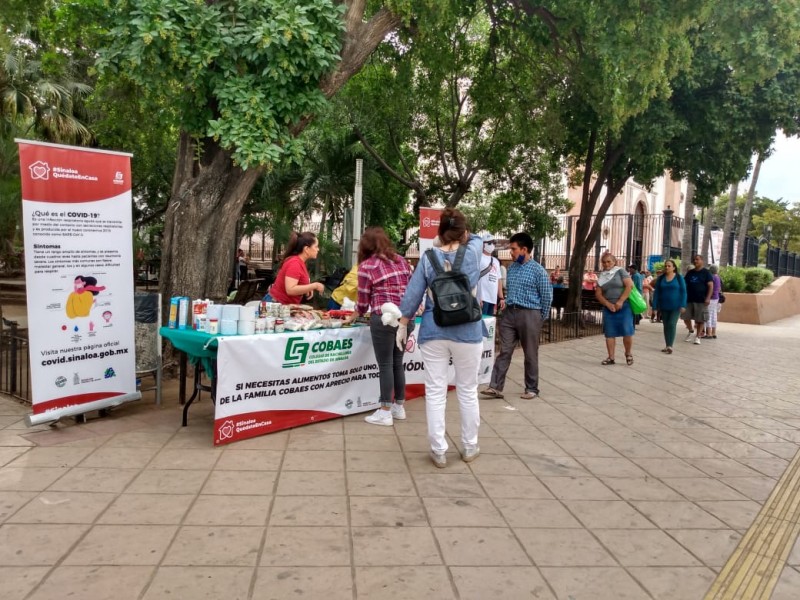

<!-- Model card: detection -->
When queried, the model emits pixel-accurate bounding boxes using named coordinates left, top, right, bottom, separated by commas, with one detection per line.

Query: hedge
left=719, top=266, right=774, bottom=293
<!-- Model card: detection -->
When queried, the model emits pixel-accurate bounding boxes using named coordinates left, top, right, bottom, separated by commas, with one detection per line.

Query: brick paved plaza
left=2, top=316, right=800, bottom=599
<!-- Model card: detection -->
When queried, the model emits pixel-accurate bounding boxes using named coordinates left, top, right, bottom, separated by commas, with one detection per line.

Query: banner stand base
left=25, top=392, right=143, bottom=427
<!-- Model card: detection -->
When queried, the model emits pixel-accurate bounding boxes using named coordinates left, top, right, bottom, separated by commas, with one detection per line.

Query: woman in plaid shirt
left=355, top=227, right=415, bottom=427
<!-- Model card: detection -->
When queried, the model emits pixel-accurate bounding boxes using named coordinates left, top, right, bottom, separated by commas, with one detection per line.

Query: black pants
left=370, top=314, right=414, bottom=407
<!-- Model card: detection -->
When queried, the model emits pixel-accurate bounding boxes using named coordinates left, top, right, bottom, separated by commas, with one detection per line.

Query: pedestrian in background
left=481, top=232, right=552, bottom=400
left=596, top=252, right=635, bottom=365
left=627, top=264, right=644, bottom=327
left=704, top=264, right=722, bottom=339
left=642, top=269, right=654, bottom=320
left=477, top=235, right=503, bottom=316
left=651, top=259, right=686, bottom=354
left=682, top=254, right=714, bottom=345
left=549, top=264, right=562, bottom=285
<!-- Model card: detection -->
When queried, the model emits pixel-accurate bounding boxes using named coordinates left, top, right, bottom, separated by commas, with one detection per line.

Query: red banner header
left=18, top=142, right=132, bottom=203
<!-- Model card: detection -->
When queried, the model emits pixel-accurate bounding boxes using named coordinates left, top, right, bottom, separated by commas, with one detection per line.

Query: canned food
left=274, top=318, right=285, bottom=333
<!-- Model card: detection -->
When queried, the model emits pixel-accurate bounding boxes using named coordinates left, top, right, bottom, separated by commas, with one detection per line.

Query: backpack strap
left=425, top=248, right=445, bottom=274
left=452, top=244, right=468, bottom=272
left=479, top=260, right=492, bottom=278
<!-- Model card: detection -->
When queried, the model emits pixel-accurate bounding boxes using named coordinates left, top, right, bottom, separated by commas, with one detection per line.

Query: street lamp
left=783, top=231, right=790, bottom=251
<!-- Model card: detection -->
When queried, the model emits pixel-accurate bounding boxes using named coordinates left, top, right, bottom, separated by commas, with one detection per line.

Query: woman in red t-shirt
left=267, top=232, right=325, bottom=304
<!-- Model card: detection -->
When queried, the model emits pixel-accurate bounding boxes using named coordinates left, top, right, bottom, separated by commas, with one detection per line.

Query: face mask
left=484, top=243, right=495, bottom=253
left=515, top=254, right=526, bottom=264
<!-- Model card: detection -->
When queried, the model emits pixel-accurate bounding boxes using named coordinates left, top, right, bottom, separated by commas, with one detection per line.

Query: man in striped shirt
left=481, top=232, right=552, bottom=400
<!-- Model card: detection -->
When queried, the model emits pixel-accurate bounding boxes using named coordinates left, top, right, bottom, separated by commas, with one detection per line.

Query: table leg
left=179, top=352, right=187, bottom=405
left=181, top=363, right=202, bottom=427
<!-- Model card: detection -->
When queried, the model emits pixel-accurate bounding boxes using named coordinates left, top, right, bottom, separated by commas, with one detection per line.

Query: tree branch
left=353, top=126, right=425, bottom=197
left=388, top=125, right=416, bottom=181
left=581, top=129, right=597, bottom=210
left=320, top=6, right=402, bottom=98
left=433, top=113, right=453, bottom=183
left=450, top=91, right=468, bottom=180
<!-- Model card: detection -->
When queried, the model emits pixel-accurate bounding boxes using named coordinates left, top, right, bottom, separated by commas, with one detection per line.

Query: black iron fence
left=766, top=246, right=800, bottom=277
left=539, top=211, right=684, bottom=272
left=539, top=310, right=605, bottom=345
left=0, top=318, right=31, bottom=404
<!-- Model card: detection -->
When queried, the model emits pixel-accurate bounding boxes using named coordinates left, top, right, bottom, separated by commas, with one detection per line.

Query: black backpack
left=425, top=246, right=482, bottom=327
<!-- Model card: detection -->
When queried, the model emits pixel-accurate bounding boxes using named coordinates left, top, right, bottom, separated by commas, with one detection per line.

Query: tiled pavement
left=2, top=316, right=800, bottom=599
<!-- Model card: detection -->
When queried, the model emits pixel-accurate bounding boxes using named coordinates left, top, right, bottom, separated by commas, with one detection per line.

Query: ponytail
left=282, top=231, right=317, bottom=261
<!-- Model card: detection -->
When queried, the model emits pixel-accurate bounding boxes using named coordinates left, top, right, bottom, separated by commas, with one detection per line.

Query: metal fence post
left=662, top=208, right=673, bottom=260
left=9, top=321, right=18, bottom=394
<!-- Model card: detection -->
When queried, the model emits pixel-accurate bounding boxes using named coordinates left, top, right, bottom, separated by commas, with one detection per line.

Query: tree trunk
left=157, top=3, right=402, bottom=319
left=719, top=182, right=739, bottom=268
left=159, top=134, right=263, bottom=316
left=564, top=132, right=628, bottom=315
left=701, top=204, right=713, bottom=263
left=735, top=154, right=763, bottom=266
left=680, top=182, right=696, bottom=272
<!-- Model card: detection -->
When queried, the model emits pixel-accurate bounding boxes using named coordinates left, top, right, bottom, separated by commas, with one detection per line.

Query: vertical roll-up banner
left=16, top=140, right=140, bottom=425
left=419, top=207, right=443, bottom=254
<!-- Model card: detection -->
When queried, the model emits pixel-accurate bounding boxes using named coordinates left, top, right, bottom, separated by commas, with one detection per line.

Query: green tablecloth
left=160, top=327, right=220, bottom=379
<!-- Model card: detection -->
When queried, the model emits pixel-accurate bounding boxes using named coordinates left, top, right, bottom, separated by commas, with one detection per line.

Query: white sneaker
left=365, top=409, right=393, bottom=426
left=684, top=332, right=694, bottom=342
left=390, top=404, right=406, bottom=420
left=430, top=450, right=447, bottom=468
left=693, top=336, right=701, bottom=345
left=461, top=445, right=480, bottom=463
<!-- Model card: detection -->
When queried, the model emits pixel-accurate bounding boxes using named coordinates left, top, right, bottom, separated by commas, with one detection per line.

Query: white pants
left=419, top=339, right=482, bottom=453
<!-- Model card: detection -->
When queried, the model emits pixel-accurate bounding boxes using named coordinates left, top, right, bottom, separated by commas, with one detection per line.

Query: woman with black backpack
left=397, top=208, right=484, bottom=468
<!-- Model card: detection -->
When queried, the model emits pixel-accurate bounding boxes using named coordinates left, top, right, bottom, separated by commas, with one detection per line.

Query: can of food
left=265, top=317, right=276, bottom=332
left=274, top=318, right=285, bottom=333
left=208, top=318, right=219, bottom=335
left=254, top=318, right=266, bottom=333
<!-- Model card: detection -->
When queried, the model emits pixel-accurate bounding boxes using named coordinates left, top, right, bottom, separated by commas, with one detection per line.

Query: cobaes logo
left=282, top=335, right=354, bottom=368
left=30, top=161, right=50, bottom=180
left=283, top=336, right=310, bottom=368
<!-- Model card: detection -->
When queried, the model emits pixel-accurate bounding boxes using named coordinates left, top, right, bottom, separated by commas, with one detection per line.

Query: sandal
left=626, top=354, right=634, bottom=366
left=480, top=387, right=504, bottom=399
left=601, top=358, right=615, bottom=365
left=666, top=347, right=673, bottom=354
left=661, top=348, right=669, bottom=353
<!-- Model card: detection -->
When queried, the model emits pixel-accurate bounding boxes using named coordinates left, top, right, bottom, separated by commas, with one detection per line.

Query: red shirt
left=357, top=255, right=412, bottom=315
left=270, top=255, right=310, bottom=304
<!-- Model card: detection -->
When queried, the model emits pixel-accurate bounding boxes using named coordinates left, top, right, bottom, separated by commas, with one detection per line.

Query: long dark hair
left=358, top=226, right=397, bottom=263
left=437, top=207, right=468, bottom=245
left=75, top=275, right=101, bottom=296
left=283, top=231, right=317, bottom=261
